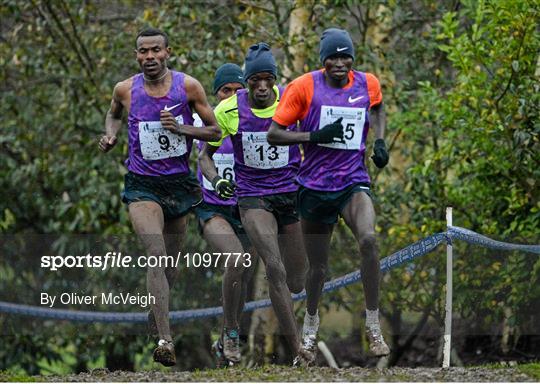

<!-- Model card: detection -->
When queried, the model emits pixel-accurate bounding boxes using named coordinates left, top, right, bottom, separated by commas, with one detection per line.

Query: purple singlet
left=126, top=71, right=194, bottom=176
left=230, top=88, right=300, bottom=197
left=297, top=70, right=372, bottom=191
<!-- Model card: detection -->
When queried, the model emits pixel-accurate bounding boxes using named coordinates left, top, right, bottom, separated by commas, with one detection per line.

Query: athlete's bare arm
left=369, top=102, right=386, bottom=140
left=99, top=79, right=131, bottom=152
left=198, top=142, right=220, bottom=182
left=267, top=121, right=310, bottom=145
left=161, top=75, right=221, bottom=142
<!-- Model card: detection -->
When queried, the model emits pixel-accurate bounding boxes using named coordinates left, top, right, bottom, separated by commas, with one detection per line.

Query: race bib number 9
left=139, top=116, right=187, bottom=160
left=242, top=132, right=289, bottom=169
left=202, top=153, right=235, bottom=190
left=318, top=105, right=366, bottom=150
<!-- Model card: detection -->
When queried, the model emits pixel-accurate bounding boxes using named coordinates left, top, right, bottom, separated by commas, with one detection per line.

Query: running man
left=199, top=43, right=309, bottom=365
left=99, top=27, right=220, bottom=367
left=268, top=28, right=391, bottom=362
left=193, top=63, right=252, bottom=367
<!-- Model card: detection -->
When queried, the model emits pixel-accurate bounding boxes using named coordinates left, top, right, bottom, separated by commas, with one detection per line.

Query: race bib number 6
left=318, top=105, right=366, bottom=150
left=202, top=153, right=235, bottom=190
left=139, top=116, right=187, bottom=160
left=242, top=132, right=289, bottom=169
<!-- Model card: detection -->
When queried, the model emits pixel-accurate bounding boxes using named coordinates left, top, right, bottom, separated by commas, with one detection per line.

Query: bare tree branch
left=32, top=0, right=103, bottom=115
left=59, top=0, right=96, bottom=71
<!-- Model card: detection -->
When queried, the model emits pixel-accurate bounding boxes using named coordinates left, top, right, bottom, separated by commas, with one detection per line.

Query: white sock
left=366, top=309, right=380, bottom=329
left=303, top=310, right=319, bottom=336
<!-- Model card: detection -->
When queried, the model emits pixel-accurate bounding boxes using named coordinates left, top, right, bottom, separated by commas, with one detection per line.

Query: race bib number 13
left=139, top=116, right=187, bottom=160
left=318, top=105, right=366, bottom=150
left=242, top=132, right=289, bottom=169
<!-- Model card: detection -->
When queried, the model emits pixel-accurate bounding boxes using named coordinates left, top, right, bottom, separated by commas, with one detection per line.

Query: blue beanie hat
left=319, top=28, right=355, bottom=64
left=243, top=42, right=277, bottom=81
left=213, top=63, right=245, bottom=95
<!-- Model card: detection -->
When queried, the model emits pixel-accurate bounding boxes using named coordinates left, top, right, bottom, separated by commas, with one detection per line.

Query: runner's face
left=135, top=35, right=170, bottom=78
left=247, top=72, right=276, bottom=105
left=324, top=54, right=353, bottom=82
left=216, top=82, right=244, bottom=102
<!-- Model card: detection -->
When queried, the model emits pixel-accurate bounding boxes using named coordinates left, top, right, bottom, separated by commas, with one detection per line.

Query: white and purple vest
left=126, top=71, right=194, bottom=176
left=297, top=70, right=372, bottom=191
left=230, top=88, right=301, bottom=197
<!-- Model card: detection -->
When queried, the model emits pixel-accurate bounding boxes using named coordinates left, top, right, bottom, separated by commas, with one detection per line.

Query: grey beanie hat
left=243, top=42, right=277, bottom=81
left=319, top=28, right=355, bottom=64
left=213, top=63, right=246, bottom=94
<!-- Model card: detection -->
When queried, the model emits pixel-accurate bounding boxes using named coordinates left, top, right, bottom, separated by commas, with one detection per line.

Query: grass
left=4, top=364, right=540, bottom=382
left=467, top=361, right=540, bottom=381
left=517, top=362, right=540, bottom=380
left=4, top=357, right=539, bottom=382
left=187, top=366, right=413, bottom=382
left=0, top=370, right=38, bottom=382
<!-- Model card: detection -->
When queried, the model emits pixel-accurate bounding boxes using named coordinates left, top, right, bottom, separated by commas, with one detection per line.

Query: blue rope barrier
left=448, top=226, right=540, bottom=254
left=0, top=228, right=537, bottom=323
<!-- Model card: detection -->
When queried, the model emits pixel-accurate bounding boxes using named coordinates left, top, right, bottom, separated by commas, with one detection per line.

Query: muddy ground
left=24, top=366, right=537, bottom=382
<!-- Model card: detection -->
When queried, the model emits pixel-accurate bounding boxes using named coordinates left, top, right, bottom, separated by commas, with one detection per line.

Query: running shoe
left=211, top=339, right=231, bottom=368
left=292, top=348, right=315, bottom=367
left=153, top=339, right=176, bottom=367
left=366, top=325, right=390, bottom=356
left=222, top=328, right=241, bottom=365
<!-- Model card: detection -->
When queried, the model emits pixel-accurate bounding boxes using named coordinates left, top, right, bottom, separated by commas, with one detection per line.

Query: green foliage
left=376, top=0, right=539, bottom=357
left=433, top=0, right=539, bottom=236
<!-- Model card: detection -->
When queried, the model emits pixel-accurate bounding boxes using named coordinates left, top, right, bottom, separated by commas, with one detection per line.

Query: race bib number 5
left=242, top=132, right=288, bottom=169
left=139, top=116, right=187, bottom=160
left=318, top=105, right=366, bottom=150
left=202, top=153, right=235, bottom=190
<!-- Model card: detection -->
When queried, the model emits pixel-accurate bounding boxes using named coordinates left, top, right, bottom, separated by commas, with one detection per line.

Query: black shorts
left=238, top=191, right=299, bottom=227
left=297, top=183, right=372, bottom=224
left=195, top=202, right=243, bottom=233
left=122, top=171, right=202, bottom=220
left=194, top=202, right=251, bottom=249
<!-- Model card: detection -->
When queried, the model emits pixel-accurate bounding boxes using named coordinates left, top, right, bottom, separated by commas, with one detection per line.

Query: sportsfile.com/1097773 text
left=40, top=252, right=252, bottom=271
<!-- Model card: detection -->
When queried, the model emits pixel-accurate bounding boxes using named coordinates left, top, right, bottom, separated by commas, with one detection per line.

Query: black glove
left=371, top=138, right=389, bottom=168
left=310, top=117, right=344, bottom=144
left=211, top=176, right=236, bottom=200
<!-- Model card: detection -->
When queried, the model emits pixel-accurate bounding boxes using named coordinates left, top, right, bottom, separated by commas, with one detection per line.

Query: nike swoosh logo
left=348, top=95, right=364, bottom=103
left=336, top=47, right=349, bottom=52
left=163, top=103, right=181, bottom=112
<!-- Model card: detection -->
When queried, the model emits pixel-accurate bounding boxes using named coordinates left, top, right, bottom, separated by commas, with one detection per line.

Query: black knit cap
left=319, top=28, right=355, bottom=64
left=243, top=42, right=277, bottom=81
left=212, top=63, right=246, bottom=95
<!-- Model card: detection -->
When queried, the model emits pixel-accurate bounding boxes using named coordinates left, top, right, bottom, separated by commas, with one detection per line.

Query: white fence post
left=442, top=207, right=453, bottom=368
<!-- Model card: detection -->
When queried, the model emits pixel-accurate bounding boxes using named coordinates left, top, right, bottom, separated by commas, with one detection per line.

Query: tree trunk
left=501, top=306, right=514, bottom=354
left=282, top=0, right=309, bottom=81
